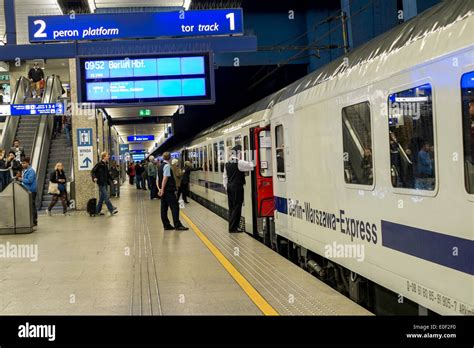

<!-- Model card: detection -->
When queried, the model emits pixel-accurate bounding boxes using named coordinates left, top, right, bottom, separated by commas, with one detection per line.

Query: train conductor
left=223, top=144, right=255, bottom=233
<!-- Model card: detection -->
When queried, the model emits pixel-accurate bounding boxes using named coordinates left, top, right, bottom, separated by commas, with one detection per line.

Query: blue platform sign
left=28, top=9, right=243, bottom=43
left=128, top=135, right=154, bottom=142
left=119, top=144, right=130, bottom=155
left=10, top=103, right=64, bottom=115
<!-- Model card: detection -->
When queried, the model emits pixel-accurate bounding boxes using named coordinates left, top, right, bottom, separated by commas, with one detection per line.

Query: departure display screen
left=78, top=53, right=214, bottom=106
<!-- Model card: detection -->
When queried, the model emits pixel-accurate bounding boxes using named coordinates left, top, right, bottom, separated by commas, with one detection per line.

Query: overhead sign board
left=78, top=53, right=214, bottom=106
left=127, top=135, right=154, bottom=142
left=28, top=9, right=243, bottom=43
left=5, top=103, right=64, bottom=116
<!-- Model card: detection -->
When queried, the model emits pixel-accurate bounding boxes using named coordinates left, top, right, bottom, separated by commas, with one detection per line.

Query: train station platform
left=0, top=184, right=371, bottom=316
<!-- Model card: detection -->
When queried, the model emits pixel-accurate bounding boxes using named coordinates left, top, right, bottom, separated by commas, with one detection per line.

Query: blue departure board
left=79, top=54, right=213, bottom=105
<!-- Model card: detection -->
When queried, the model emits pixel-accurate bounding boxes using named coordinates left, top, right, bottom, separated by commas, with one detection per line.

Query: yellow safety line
left=180, top=211, right=279, bottom=316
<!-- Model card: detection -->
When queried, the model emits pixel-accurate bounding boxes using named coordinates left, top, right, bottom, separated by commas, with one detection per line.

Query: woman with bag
left=47, top=162, right=68, bottom=216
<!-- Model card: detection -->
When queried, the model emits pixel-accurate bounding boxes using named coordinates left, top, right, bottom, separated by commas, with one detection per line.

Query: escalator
left=0, top=75, right=69, bottom=209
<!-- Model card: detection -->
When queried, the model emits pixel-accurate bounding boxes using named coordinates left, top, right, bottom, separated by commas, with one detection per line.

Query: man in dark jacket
left=135, top=162, right=146, bottom=190
left=158, top=152, right=188, bottom=231
left=91, top=152, right=118, bottom=216
left=223, top=145, right=254, bottom=233
left=10, top=139, right=25, bottom=162
left=28, top=62, right=44, bottom=98
left=178, top=160, right=202, bottom=203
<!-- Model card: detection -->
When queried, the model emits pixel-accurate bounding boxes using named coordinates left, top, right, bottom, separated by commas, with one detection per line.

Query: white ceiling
left=91, top=0, right=186, bottom=10
left=114, top=122, right=171, bottom=152
left=14, top=0, right=63, bottom=44
left=104, top=105, right=178, bottom=119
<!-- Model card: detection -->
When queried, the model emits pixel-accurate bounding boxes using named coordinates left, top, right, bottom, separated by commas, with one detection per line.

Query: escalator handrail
left=0, top=77, right=30, bottom=150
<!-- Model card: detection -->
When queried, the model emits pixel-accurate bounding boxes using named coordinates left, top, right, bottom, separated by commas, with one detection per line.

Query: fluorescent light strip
left=184, top=0, right=192, bottom=11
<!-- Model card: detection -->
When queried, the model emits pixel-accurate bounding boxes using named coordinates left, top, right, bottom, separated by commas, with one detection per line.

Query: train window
left=200, top=147, right=203, bottom=169
left=259, top=130, right=273, bottom=177
left=388, top=84, right=435, bottom=190
left=213, top=143, right=218, bottom=172
left=461, top=71, right=474, bottom=194
left=208, top=144, right=213, bottom=172
left=275, top=125, right=285, bottom=178
left=219, top=140, right=225, bottom=172
left=203, top=146, right=208, bottom=171
left=243, top=135, right=249, bottom=161
left=342, top=102, right=373, bottom=186
left=226, top=137, right=233, bottom=147
left=235, top=135, right=242, bottom=147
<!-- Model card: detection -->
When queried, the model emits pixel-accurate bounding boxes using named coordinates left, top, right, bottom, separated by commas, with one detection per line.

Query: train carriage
left=168, top=0, right=474, bottom=315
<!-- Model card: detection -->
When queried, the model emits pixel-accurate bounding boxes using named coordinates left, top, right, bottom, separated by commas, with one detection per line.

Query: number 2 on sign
left=33, top=20, right=47, bottom=38
left=226, top=13, right=235, bottom=30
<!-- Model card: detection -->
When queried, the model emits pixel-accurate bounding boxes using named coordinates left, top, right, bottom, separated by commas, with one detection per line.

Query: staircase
left=14, top=116, right=41, bottom=158
left=40, top=132, right=72, bottom=211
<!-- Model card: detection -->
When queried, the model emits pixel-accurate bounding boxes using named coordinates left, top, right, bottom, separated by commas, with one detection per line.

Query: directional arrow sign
left=81, top=157, right=92, bottom=168
left=78, top=146, right=93, bottom=171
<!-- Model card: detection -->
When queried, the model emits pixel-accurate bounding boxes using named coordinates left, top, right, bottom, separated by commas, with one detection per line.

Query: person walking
left=47, top=162, right=69, bottom=215
left=110, top=161, right=120, bottom=198
left=17, top=157, right=38, bottom=226
left=91, top=152, right=118, bottom=216
left=158, top=152, right=188, bottom=231
left=223, top=145, right=254, bottom=233
left=178, top=160, right=202, bottom=204
left=147, top=156, right=158, bottom=199
left=135, top=162, right=145, bottom=190
left=127, top=162, right=135, bottom=185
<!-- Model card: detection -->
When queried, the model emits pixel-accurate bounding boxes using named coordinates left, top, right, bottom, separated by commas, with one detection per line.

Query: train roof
left=194, top=0, right=473, bottom=140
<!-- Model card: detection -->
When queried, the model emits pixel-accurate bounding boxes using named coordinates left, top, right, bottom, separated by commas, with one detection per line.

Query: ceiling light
left=88, top=0, right=96, bottom=13
left=183, top=0, right=192, bottom=11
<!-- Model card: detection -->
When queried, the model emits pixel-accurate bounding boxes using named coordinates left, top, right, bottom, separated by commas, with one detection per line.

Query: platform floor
left=0, top=184, right=371, bottom=315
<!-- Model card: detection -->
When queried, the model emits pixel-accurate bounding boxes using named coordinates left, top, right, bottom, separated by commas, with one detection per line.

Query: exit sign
left=139, top=109, right=151, bottom=116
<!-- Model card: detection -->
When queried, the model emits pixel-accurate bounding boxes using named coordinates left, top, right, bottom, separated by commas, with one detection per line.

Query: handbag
left=48, top=182, right=60, bottom=195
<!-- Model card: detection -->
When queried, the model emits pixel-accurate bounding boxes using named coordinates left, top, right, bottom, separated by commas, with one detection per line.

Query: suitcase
left=87, top=198, right=97, bottom=216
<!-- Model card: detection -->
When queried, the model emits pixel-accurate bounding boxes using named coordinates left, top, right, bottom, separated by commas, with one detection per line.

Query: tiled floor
left=0, top=184, right=261, bottom=315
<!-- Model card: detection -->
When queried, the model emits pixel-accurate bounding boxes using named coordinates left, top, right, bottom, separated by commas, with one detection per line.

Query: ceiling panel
left=114, top=122, right=171, bottom=152
left=104, top=105, right=178, bottom=119
left=93, top=0, right=184, bottom=9
left=14, top=0, right=63, bottom=44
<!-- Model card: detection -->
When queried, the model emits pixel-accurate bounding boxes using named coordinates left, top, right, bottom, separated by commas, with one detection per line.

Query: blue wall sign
left=119, top=144, right=130, bottom=155
left=28, top=9, right=243, bottom=43
left=128, top=135, right=154, bottom=142
left=10, top=103, right=64, bottom=116
left=77, top=128, right=93, bottom=147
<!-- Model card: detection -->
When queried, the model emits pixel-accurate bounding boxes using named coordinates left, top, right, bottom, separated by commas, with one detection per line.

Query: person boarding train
left=223, top=144, right=254, bottom=233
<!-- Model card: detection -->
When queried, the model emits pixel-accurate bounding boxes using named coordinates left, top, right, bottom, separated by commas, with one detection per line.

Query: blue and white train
left=167, top=0, right=474, bottom=315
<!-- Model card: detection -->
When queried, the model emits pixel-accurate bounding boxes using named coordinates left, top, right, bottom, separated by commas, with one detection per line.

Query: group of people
left=126, top=157, right=200, bottom=203
left=0, top=139, right=26, bottom=192
left=0, top=139, right=38, bottom=225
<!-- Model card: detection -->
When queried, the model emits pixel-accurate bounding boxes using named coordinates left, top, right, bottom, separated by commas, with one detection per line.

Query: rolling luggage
left=87, top=198, right=97, bottom=216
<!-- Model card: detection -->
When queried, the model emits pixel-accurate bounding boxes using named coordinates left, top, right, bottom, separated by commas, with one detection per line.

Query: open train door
left=250, top=126, right=275, bottom=245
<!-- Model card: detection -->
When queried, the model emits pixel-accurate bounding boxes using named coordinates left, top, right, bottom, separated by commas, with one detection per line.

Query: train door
left=250, top=126, right=275, bottom=243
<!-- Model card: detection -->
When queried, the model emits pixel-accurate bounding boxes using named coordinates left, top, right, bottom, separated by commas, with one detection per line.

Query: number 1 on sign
left=226, top=13, right=235, bottom=30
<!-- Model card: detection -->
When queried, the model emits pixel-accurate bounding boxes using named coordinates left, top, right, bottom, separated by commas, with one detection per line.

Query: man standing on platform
left=147, top=155, right=158, bottom=200
left=158, top=152, right=188, bottom=231
left=223, top=145, right=254, bottom=233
